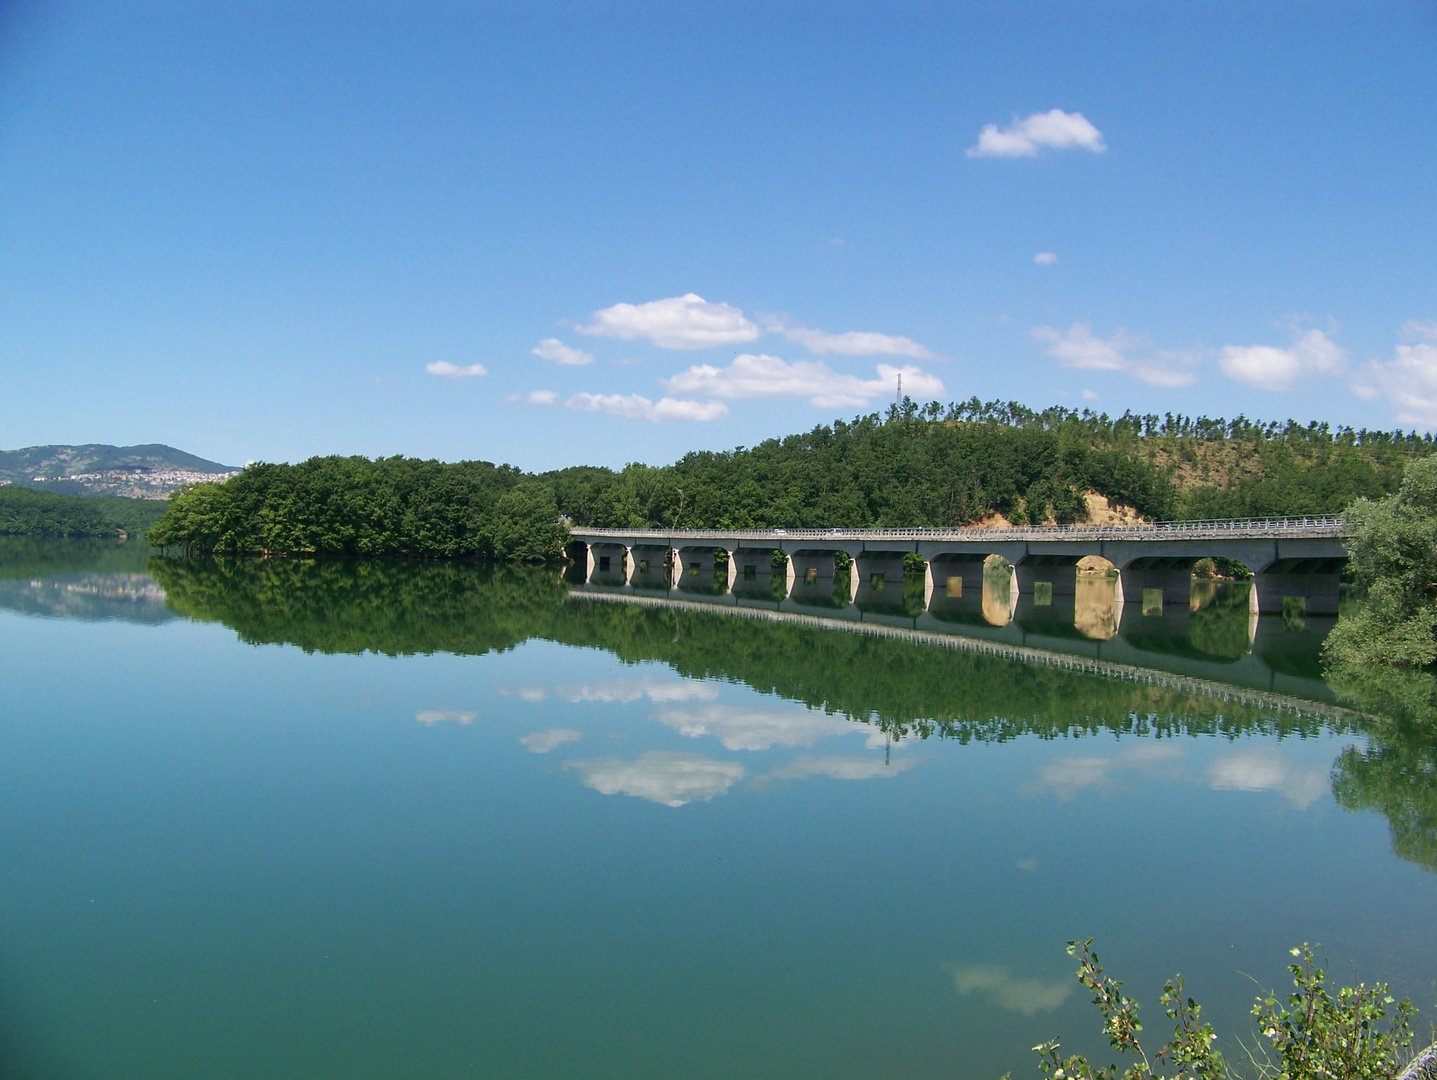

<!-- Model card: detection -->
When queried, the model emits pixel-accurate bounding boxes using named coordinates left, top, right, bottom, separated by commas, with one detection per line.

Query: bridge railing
left=568, top=516, right=1350, bottom=544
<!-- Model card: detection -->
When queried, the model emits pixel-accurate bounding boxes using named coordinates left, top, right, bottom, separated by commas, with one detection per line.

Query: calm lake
left=2, top=539, right=1434, bottom=1079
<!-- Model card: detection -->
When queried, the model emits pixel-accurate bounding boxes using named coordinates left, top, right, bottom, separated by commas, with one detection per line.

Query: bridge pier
left=1118, top=559, right=1196, bottom=613
left=928, top=554, right=988, bottom=601
left=568, top=522, right=1349, bottom=618
left=855, top=550, right=909, bottom=592
left=728, top=546, right=781, bottom=599
left=626, top=544, right=672, bottom=588
left=789, top=550, right=837, bottom=586
left=1013, top=555, right=1081, bottom=604
left=674, top=546, right=730, bottom=592
left=586, top=542, right=630, bottom=586
left=1251, top=559, right=1344, bottom=617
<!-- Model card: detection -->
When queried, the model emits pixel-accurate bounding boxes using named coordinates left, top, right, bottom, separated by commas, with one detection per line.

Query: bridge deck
left=569, top=516, right=1348, bottom=544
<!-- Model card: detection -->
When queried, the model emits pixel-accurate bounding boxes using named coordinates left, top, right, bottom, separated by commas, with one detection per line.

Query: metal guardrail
left=569, top=516, right=1350, bottom=544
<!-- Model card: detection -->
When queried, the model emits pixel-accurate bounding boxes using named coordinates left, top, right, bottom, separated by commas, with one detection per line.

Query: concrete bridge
left=566, top=517, right=1350, bottom=615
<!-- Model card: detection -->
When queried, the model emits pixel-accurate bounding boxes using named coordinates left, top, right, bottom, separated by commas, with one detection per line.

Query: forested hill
left=0, top=487, right=170, bottom=538
left=144, top=399, right=1434, bottom=560
left=0, top=443, right=237, bottom=498
left=543, top=400, right=1433, bottom=530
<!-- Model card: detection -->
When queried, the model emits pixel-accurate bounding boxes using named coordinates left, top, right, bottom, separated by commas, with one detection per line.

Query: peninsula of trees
left=147, top=400, right=1435, bottom=561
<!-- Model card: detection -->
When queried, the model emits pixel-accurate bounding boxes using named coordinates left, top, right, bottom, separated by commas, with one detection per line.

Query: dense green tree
left=543, top=401, right=1428, bottom=529
left=148, top=455, right=568, bottom=560
left=1323, top=455, right=1437, bottom=668
left=0, top=487, right=167, bottom=538
left=146, top=401, right=1435, bottom=557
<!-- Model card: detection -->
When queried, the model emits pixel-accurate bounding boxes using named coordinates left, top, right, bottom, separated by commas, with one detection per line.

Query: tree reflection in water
left=144, top=556, right=1437, bottom=876
left=1189, top=580, right=1255, bottom=661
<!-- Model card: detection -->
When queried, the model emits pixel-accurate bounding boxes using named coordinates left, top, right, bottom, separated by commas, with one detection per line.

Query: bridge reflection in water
left=567, top=556, right=1337, bottom=706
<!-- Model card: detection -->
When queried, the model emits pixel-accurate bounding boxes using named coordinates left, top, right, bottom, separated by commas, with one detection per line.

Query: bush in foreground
left=1010, top=940, right=1419, bottom=1080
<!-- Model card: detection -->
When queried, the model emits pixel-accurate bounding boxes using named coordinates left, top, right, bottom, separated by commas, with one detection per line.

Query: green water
left=1, top=541, right=1434, bottom=1079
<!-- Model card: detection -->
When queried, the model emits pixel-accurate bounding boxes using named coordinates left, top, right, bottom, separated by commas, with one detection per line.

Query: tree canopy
left=0, top=486, right=168, bottom=538
left=147, top=455, right=567, bottom=560
left=1323, top=454, right=1437, bottom=669
left=145, top=401, right=1435, bottom=557
left=547, top=400, right=1430, bottom=529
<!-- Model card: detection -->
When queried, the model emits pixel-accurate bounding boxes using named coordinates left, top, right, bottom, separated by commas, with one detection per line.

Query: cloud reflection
left=416, top=708, right=476, bottom=725
left=566, top=752, right=745, bottom=807
left=497, top=677, right=718, bottom=705
left=520, top=729, right=582, bottom=753
left=1208, top=750, right=1329, bottom=810
left=953, top=964, right=1074, bottom=1016
left=655, top=705, right=857, bottom=751
left=767, top=756, right=917, bottom=781
left=1025, top=743, right=1186, bottom=800
left=560, top=677, right=720, bottom=705
left=1026, top=743, right=1330, bottom=811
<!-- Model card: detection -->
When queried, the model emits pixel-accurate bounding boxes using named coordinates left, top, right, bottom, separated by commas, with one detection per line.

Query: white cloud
left=531, top=338, right=595, bottom=366
left=1033, top=252, right=1058, bottom=266
left=567, top=751, right=745, bottom=807
left=504, top=390, right=559, bottom=406
left=577, top=293, right=760, bottom=350
left=565, top=392, right=728, bottom=423
left=968, top=109, right=1106, bottom=158
left=952, top=964, right=1074, bottom=1016
left=426, top=361, right=488, bottom=379
left=520, top=728, right=582, bottom=753
left=1352, top=327, right=1437, bottom=426
left=558, top=677, right=720, bottom=706
left=415, top=708, right=476, bottom=725
left=768, top=755, right=917, bottom=781
left=655, top=705, right=856, bottom=751
left=1031, top=324, right=1198, bottom=388
left=1401, top=320, right=1437, bottom=343
left=1033, top=324, right=1133, bottom=372
left=1207, top=750, right=1328, bottom=810
left=763, top=317, right=936, bottom=359
left=665, top=353, right=944, bottom=409
left=1081, top=389, right=1099, bottom=401
left=1218, top=329, right=1347, bottom=391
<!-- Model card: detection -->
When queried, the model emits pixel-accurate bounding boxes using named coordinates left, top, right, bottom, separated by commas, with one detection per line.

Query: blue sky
left=2, top=1, right=1435, bottom=471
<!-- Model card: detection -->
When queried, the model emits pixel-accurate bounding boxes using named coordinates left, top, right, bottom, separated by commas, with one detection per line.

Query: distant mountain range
left=0, top=444, right=239, bottom=499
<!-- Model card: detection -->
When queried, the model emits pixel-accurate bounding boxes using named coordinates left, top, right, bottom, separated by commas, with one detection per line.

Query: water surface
left=1, top=542, right=1434, bottom=1079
